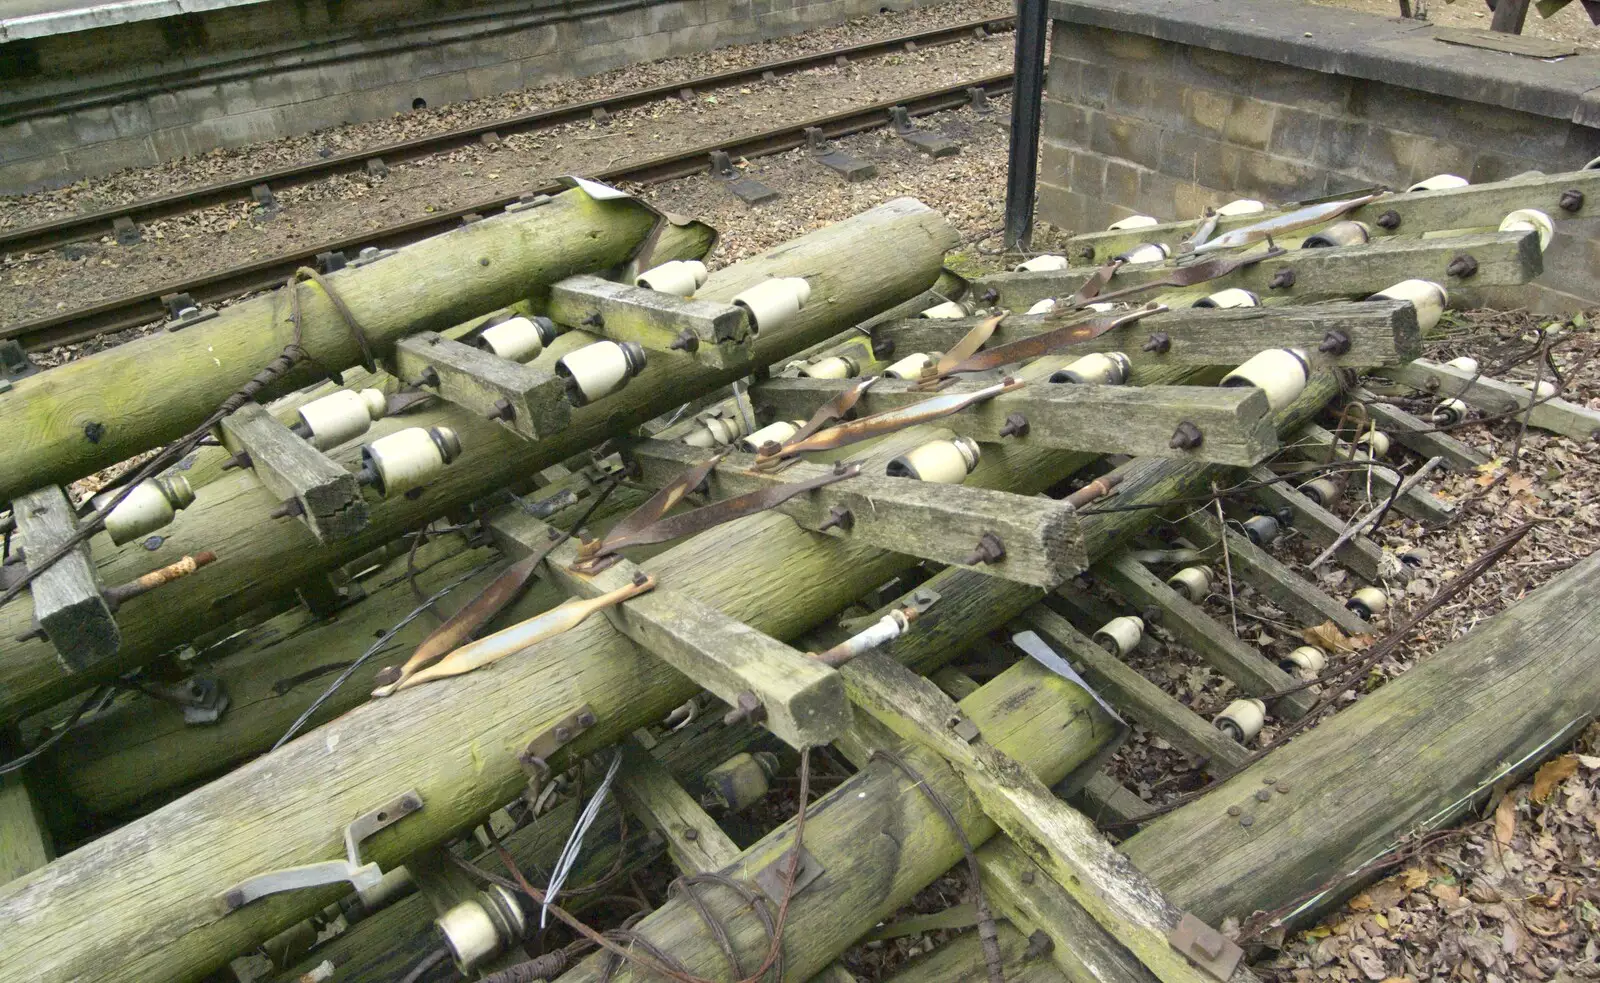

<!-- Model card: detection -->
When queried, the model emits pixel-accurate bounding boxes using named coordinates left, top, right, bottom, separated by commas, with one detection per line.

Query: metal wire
left=542, top=749, right=623, bottom=928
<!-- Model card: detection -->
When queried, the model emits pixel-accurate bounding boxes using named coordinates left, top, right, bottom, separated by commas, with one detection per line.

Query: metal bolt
left=1169, top=421, right=1204, bottom=450
left=758, top=440, right=783, bottom=457
left=684, top=827, right=700, bottom=841
left=1239, top=814, right=1254, bottom=828
left=632, top=571, right=649, bottom=587
left=1268, top=268, right=1297, bottom=290
left=1276, top=783, right=1290, bottom=794
left=1226, top=805, right=1242, bottom=817
left=1263, top=777, right=1276, bottom=784
left=961, top=531, right=1006, bottom=566
left=1255, top=789, right=1271, bottom=802
left=487, top=398, right=515, bottom=422
left=554, top=725, right=572, bottom=741
left=1020, top=869, right=1036, bottom=885
left=669, top=330, right=699, bottom=353
left=576, top=710, right=597, bottom=728
left=268, top=499, right=306, bottom=520
left=1375, top=209, right=1401, bottom=230
left=999, top=413, right=1030, bottom=438
left=221, top=451, right=253, bottom=471
left=1559, top=189, right=1585, bottom=213
left=981, top=287, right=999, bottom=305
left=1319, top=330, right=1351, bottom=356
left=1075, top=245, right=1097, bottom=263
left=1142, top=332, right=1171, bottom=354
left=416, top=367, right=440, bottom=388
left=723, top=691, right=765, bottom=726
left=1446, top=254, right=1479, bottom=279
left=817, top=506, right=854, bottom=533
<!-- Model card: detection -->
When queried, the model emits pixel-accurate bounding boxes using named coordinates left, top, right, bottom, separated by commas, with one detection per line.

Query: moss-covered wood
left=616, top=738, right=741, bottom=875
left=1289, top=424, right=1455, bottom=524
left=0, top=773, right=52, bottom=887
left=975, top=231, right=1543, bottom=311
left=217, top=404, right=369, bottom=542
left=547, top=274, right=751, bottom=369
left=1386, top=358, right=1600, bottom=442
left=11, top=485, right=118, bottom=670
left=391, top=332, right=571, bottom=439
left=1245, top=466, right=1383, bottom=582
left=1063, top=169, right=1600, bottom=266
left=0, top=189, right=708, bottom=502
left=755, top=376, right=1280, bottom=465
left=1126, top=549, right=1600, bottom=928
left=882, top=301, right=1419, bottom=370
left=0, top=199, right=957, bottom=722
left=1351, top=387, right=1490, bottom=472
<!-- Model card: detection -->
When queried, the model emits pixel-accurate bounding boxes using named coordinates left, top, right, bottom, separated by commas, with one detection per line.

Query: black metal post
left=1003, top=0, right=1049, bottom=249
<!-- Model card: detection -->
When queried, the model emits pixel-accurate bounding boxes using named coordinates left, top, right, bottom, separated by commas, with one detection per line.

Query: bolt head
left=1560, top=189, right=1585, bottom=213
left=1375, top=209, right=1401, bottom=230
left=577, top=711, right=597, bottom=727
left=553, top=725, right=572, bottom=741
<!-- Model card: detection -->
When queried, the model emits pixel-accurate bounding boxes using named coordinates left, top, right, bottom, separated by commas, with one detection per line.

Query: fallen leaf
left=1302, top=620, right=1375, bottom=653
left=1533, top=755, right=1581, bottom=803
left=1431, top=882, right=1462, bottom=903
left=1495, top=794, right=1517, bottom=847
left=1348, top=943, right=1387, bottom=980
left=1348, top=893, right=1373, bottom=911
left=1401, top=867, right=1430, bottom=890
left=1578, top=754, right=1600, bottom=769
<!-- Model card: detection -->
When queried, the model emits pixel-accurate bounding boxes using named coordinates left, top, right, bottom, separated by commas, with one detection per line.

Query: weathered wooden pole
left=1123, top=548, right=1600, bottom=928
left=0, top=199, right=958, bottom=721
left=0, top=189, right=718, bottom=502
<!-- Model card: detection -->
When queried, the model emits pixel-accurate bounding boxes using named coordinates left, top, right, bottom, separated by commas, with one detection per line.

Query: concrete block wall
left=1039, top=0, right=1600, bottom=311
left=0, top=0, right=949, bottom=193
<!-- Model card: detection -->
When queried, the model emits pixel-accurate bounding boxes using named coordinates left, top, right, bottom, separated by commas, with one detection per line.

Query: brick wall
left=0, top=0, right=947, bottom=193
left=1039, top=2, right=1600, bottom=311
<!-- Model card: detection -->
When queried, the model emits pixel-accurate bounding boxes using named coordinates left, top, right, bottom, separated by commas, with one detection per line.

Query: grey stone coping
left=1048, top=0, right=1600, bottom=126
left=0, top=0, right=271, bottom=41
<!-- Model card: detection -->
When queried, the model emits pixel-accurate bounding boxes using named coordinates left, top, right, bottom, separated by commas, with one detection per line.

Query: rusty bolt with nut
left=1560, top=189, right=1585, bottom=213
left=669, top=330, right=699, bottom=353
left=723, top=691, right=766, bottom=726
left=1375, top=209, right=1401, bottom=230
left=817, top=506, right=854, bottom=533
left=1268, top=268, right=1297, bottom=290
left=487, top=398, right=515, bottom=422
left=1446, top=254, right=1479, bottom=278
left=1319, top=330, right=1351, bottom=356
left=962, top=531, right=1007, bottom=566
left=999, top=413, right=1030, bottom=438
left=1169, top=421, right=1204, bottom=450
left=1142, top=332, right=1171, bottom=354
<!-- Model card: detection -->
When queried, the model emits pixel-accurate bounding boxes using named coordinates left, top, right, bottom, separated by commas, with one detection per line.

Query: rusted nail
left=669, top=330, right=700, bottom=353
left=1268, top=268, right=1296, bottom=290
left=1559, top=189, right=1585, bottom=213
left=1318, top=330, right=1351, bottom=356
left=487, top=398, right=515, bottom=422
left=999, top=412, right=1030, bottom=438
left=268, top=498, right=306, bottom=520
left=1446, top=254, right=1479, bottom=278
left=1142, top=332, right=1171, bottom=354
left=1169, top=421, right=1204, bottom=450
left=961, top=531, right=1006, bottom=566
left=817, top=506, right=854, bottom=533
left=1375, top=209, right=1401, bottom=230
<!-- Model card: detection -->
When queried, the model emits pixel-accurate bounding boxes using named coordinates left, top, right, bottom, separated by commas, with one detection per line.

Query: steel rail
left=4, top=72, right=1012, bottom=352
left=0, top=16, right=1012, bottom=258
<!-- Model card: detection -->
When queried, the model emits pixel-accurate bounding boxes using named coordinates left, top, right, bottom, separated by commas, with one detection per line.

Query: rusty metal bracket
left=1168, top=912, right=1245, bottom=981
left=789, top=376, right=878, bottom=445
left=752, top=846, right=826, bottom=902
left=218, top=790, right=423, bottom=913
left=141, top=675, right=230, bottom=726
left=518, top=704, right=599, bottom=801
left=1067, top=258, right=1125, bottom=306
left=947, top=712, right=980, bottom=743
left=759, top=378, right=1024, bottom=467
left=943, top=306, right=1165, bottom=376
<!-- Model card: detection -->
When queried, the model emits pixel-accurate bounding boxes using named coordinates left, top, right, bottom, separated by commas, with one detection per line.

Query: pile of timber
left=1, top=165, right=1599, bottom=983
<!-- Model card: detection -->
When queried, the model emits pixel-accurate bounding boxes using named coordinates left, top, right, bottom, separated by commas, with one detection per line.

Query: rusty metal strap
left=763, top=378, right=1024, bottom=463
left=604, top=451, right=728, bottom=544
left=573, top=463, right=862, bottom=571
left=931, top=313, right=1004, bottom=376
left=790, top=376, right=878, bottom=444
left=944, top=305, right=1164, bottom=376
left=1087, top=247, right=1285, bottom=306
left=1068, top=258, right=1124, bottom=307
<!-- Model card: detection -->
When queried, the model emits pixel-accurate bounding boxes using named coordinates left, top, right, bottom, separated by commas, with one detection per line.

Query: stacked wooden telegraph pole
left=3, top=164, right=1600, bottom=983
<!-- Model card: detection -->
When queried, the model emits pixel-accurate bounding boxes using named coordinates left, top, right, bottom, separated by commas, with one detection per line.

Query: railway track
left=4, top=72, right=1012, bottom=352
left=0, top=16, right=1011, bottom=260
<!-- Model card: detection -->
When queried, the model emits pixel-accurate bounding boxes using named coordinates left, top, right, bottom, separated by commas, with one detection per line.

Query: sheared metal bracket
left=161, top=292, right=220, bottom=332
left=805, top=127, right=876, bottom=182
left=709, top=151, right=779, bottom=205
left=143, top=676, right=230, bottom=726
left=751, top=846, right=825, bottom=902
left=518, top=704, right=599, bottom=800
left=1168, top=912, right=1245, bottom=981
left=218, top=790, right=423, bottom=913
left=888, top=106, right=960, bottom=158
left=0, top=339, right=38, bottom=394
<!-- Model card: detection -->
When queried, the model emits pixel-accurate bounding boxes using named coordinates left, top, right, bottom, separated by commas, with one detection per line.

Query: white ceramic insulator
left=104, top=475, right=196, bottom=546
left=1221, top=348, right=1310, bottom=411
left=1356, top=430, right=1391, bottom=458
left=1347, top=586, right=1388, bottom=618
left=1433, top=398, right=1468, bottom=425
left=1193, top=287, right=1261, bottom=309
left=1107, top=214, right=1160, bottom=230
left=1093, top=616, right=1145, bottom=656
left=885, top=352, right=936, bottom=380
left=1167, top=566, right=1212, bottom=603
left=1285, top=645, right=1327, bottom=674
left=362, top=427, right=459, bottom=498
left=1499, top=208, right=1555, bottom=252
left=1216, top=198, right=1266, bottom=216
left=1014, top=254, right=1070, bottom=273
left=1587, top=155, right=1600, bottom=171
left=1052, top=351, right=1131, bottom=385
left=635, top=259, right=709, bottom=296
left=297, top=388, right=388, bottom=450
left=1301, top=220, right=1370, bottom=249
left=1300, top=477, right=1341, bottom=507
left=1026, top=298, right=1058, bottom=315
left=918, top=301, right=969, bottom=319
left=684, top=413, right=748, bottom=448
left=1526, top=379, right=1559, bottom=399
left=886, top=436, right=981, bottom=484
left=738, top=420, right=803, bottom=453
left=1407, top=174, right=1469, bottom=192
left=438, top=897, right=501, bottom=971
left=1444, top=356, right=1480, bottom=374
left=731, top=277, right=810, bottom=334
left=478, top=316, right=555, bottom=364
left=1216, top=698, right=1267, bottom=742
left=1084, top=301, right=1117, bottom=313
left=1242, top=514, right=1280, bottom=546
left=1115, top=242, right=1171, bottom=265
left=799, top=355, right=857, bottom=380
left=1368, top=279, right=1448, bottom=334
left=558, top=340, right=643, bottom=405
